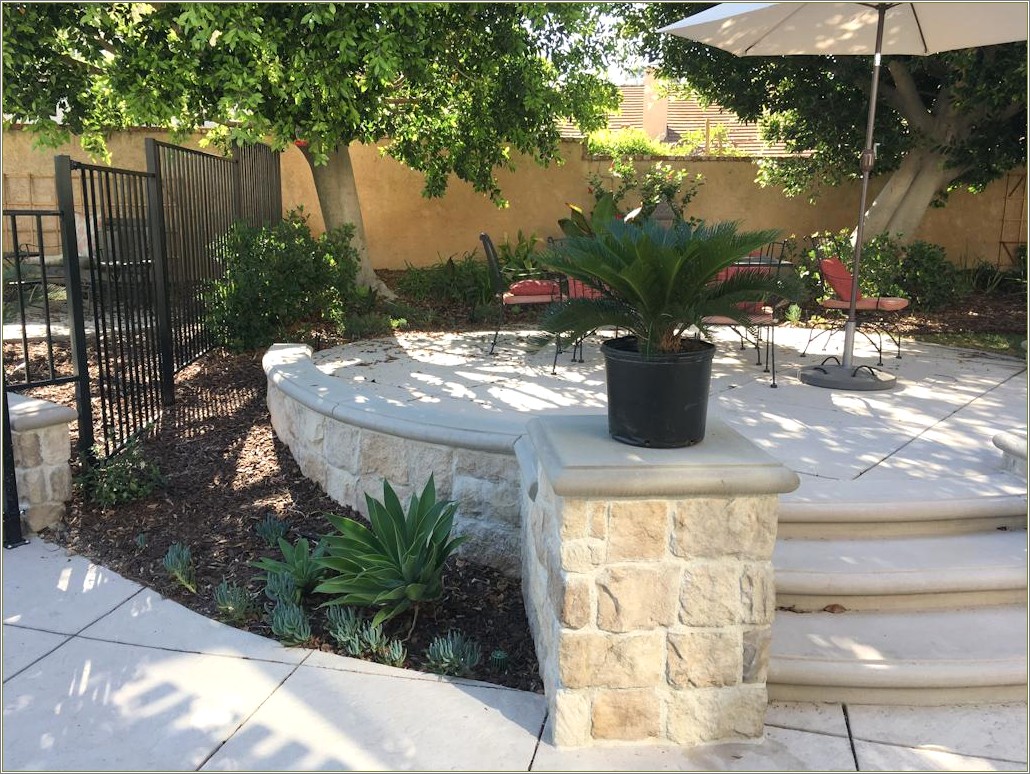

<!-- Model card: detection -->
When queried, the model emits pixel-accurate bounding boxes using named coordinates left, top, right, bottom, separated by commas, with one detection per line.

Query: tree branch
left=885, top=60, right=934, bottom=134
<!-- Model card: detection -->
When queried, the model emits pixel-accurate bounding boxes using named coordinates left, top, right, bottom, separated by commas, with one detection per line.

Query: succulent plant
left=214, top=580, right=256, bottom=624
left=269, top=601, right=311, bottom=645
left=424, top=630, right=481, bottom=677
left=263, top=570, right=299, bottom=604
left=255, top=513, right=289, bottom=547
left=162, top=542, right=196, bottom=593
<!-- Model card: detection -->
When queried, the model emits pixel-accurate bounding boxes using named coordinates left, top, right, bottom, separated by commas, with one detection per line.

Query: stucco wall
left=4, top=127, right=1024, bottom=271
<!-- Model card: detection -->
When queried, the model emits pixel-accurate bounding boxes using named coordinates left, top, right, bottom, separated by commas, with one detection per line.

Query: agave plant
left=315, top=475, right=466, bottom=628
left=251, top=536, right=327, bottom=596
left=540, top=218, right=788, bottom=356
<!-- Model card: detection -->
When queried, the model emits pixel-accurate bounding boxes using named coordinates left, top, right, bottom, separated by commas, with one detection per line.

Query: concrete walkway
left=4, top=328, right=1027, bottom=770
left=3, top=540, right=1026, bottom=772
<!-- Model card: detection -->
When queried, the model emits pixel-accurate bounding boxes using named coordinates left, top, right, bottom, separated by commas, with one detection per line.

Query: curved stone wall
left=263, top=343, right=525, bottom=575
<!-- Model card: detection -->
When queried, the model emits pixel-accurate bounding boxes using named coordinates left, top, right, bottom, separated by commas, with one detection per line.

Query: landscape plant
left=206, top=212, right=360, bottom=351
left=251, top=537, right=328, bottom=597
left=269, top=600, right=312, bottom=646
left=162, top=543, right=196, bottom=593
left=214, top=580, right=257, bottom=624
left=424, top=629, right=482, bottom=677
left=540, top=218, right=785, bottom=355
left=255, top=514, right=289, bottom=547
left=75, top=438, right=166, bottom=508
left=315, top=475, right=467, bottom=629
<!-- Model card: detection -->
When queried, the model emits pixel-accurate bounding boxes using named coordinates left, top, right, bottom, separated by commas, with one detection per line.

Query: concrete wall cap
left=993, top=430, right=1028, bottom=461
left=7, top=393, right=77, bottom=432
left=526, top=414, right=799, bottom=498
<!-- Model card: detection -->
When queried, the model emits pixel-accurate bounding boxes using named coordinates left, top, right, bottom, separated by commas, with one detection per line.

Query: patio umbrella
left=659, top=2, right=1028, bottom=391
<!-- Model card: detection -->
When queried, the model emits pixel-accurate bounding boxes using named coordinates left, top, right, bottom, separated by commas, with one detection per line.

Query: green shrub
left=498, top=230, right=546, bottom=282
left=214, top=580, right=257, bottom=624
left=585, top=158, right=705, bottom=225
left=424, top=629, right=481, bottom=677
left=344, top=311, right=394, bottom=339
left=809, top=229, right=964, bottom=311
left=269, top=601, right=311, bottom=645
left=162, top=543, right=196, bottom=593
left=206, top=211, right=359, bottom=351
left=75, top=439, right=166, bottom=507
left=394, top=254, right=493, bottom=321
left=315, top=475, right=467, bottom=628
left=252, top=537, right=327, bottom=596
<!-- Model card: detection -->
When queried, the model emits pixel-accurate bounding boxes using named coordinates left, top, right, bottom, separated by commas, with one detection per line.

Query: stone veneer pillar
left=8, top=394, right=76, bottom=533
left=517, top=415, right=799, bottom=747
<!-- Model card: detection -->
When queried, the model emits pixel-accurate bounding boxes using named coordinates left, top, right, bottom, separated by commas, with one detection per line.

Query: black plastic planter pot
left=601, top=335, right=716, bottom=448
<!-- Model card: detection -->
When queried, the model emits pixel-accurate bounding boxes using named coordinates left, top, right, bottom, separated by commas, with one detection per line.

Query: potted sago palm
left=540, top=217, right=784, bottom=448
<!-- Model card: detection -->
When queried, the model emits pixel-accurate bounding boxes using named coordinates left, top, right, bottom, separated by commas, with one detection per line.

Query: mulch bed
left=7, top=275, right=1026, bottom=694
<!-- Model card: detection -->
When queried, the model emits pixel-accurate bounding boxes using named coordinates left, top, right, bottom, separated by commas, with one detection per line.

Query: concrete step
left=778, top=476, right=1027, bottom=538
left=774, top=531, right=1028, bottom=611
left=768, top=605, right=1028, bottom=705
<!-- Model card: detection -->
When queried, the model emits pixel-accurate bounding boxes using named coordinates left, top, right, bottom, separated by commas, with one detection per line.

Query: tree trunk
left=858, top=147, right=961, bottom=242
left=301, top=144, right=394, bottom=297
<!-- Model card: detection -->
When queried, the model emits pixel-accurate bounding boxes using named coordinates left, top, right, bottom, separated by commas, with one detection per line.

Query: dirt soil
left=9, top=275, right=1026, bottom=694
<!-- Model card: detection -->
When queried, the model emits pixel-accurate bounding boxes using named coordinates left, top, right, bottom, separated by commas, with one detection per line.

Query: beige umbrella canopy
left=660, top=2, right=1029, bottom=391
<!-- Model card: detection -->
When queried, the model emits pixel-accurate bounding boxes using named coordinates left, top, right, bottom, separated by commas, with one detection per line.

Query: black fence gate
left=3, top=139, right=281, bottom=543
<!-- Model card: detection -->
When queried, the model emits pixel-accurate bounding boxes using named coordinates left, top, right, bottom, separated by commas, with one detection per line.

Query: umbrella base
left=798, top=362, right=897, bottom=392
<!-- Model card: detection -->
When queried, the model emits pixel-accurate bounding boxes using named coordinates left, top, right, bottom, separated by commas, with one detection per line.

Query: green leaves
left=251, top=536, right=328, bottom=596
left=541, top=218, right=784, bottom=355
left=315, top=475, right=467, bottom=628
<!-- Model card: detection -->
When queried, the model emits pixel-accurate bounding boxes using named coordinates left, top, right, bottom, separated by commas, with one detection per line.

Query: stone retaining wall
left=8, top=394, right=76, bottom=533
left=264, top=344, right=524, bottom=575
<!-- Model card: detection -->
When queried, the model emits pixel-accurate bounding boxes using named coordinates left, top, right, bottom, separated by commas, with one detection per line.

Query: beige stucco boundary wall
left=4, top=127, right=1023, bottom=270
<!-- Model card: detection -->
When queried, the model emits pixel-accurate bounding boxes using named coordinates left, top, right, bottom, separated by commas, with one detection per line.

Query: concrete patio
left=4, top=326, right=1027, bottom=770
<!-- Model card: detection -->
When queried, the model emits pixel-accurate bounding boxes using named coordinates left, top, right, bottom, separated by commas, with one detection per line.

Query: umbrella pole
left=800, top=4, right=894, bottom=391
left=842, top=3, right=887, bottom=369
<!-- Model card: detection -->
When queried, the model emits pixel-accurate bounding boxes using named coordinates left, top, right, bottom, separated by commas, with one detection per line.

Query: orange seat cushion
left=566, top=278, right=603, bottom=299
left=508, top=278, right=560, bottom=297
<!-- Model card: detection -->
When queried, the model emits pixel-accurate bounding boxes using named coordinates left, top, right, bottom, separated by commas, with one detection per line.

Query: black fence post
left=54, top=155, right=96, bottom=455
left=144, top=138, right=176, bottom=406
left=3, top=383, right=29, bottom=549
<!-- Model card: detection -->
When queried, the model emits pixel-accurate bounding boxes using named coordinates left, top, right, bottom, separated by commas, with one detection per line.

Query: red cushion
left=566, top=278, right=603, bottom=299
left=508, top=279, right=559, bottom=297
left=820, top=257, right=858, bottom=301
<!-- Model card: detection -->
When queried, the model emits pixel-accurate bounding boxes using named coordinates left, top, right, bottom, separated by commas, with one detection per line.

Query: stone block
left=40, top=426, right=71, bottom=465
left=15, top=468, right=45, bottom=505
left=742, top=626, right=772, bottom=684
left=295, top=450, right=328, bottom=489
left=591, top=689, right=661, bottom=741
left=588, top=503, right=608, bottom=540
left=325, top=466, right=359, bottom=510
left=453, top=448, right=515, bottom=481
left=740, top=562, right=775, bottom=625
left=47, top=465, right=72, bottom=502
left=560, top=539, right=606, bottom=573
left=452, top=474, right=520, bottom=526
left=560, top=575, right=593, bottom=630
left=666, top=684, right=767, bottom=746
left=560, top=498, right=589, bottom=540
left=679, top=561, right=741, bottom=626
left=359, top=430, right=409, bottom=485
left=670, top=497, right=777, bottom=560
left=323, top=421, right=361, bottom=474
left=558, top=631, right=664, bottom=689
left=12, top=431, right=42, bottom=468
left=608, top=500, right=669, bottom=561
left=24, top=502, right=64, bottom=533
left=596, top=565, right=678, bottom=632
left=552, top=690, right=592, bottom=747
left=667, top=629, right=742, bottom=688
left=452, top=515, right=521, bottom=577
left=406, top=442, right=455, bottom=497
left=286, top=399, right=325, bottom=444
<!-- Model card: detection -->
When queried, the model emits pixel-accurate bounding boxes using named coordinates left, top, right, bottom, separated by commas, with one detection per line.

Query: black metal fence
left=3, top=138, right=281, bottom=480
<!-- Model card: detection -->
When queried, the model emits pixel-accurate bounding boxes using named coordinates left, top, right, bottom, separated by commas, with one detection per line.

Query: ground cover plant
left=8, top=260, right=1025, bottom=693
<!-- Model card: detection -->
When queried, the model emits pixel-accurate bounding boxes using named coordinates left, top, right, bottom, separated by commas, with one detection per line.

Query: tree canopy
left=622, top=3, right=1028, bottom=238
left=2, top=2, right=619, bottom=203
